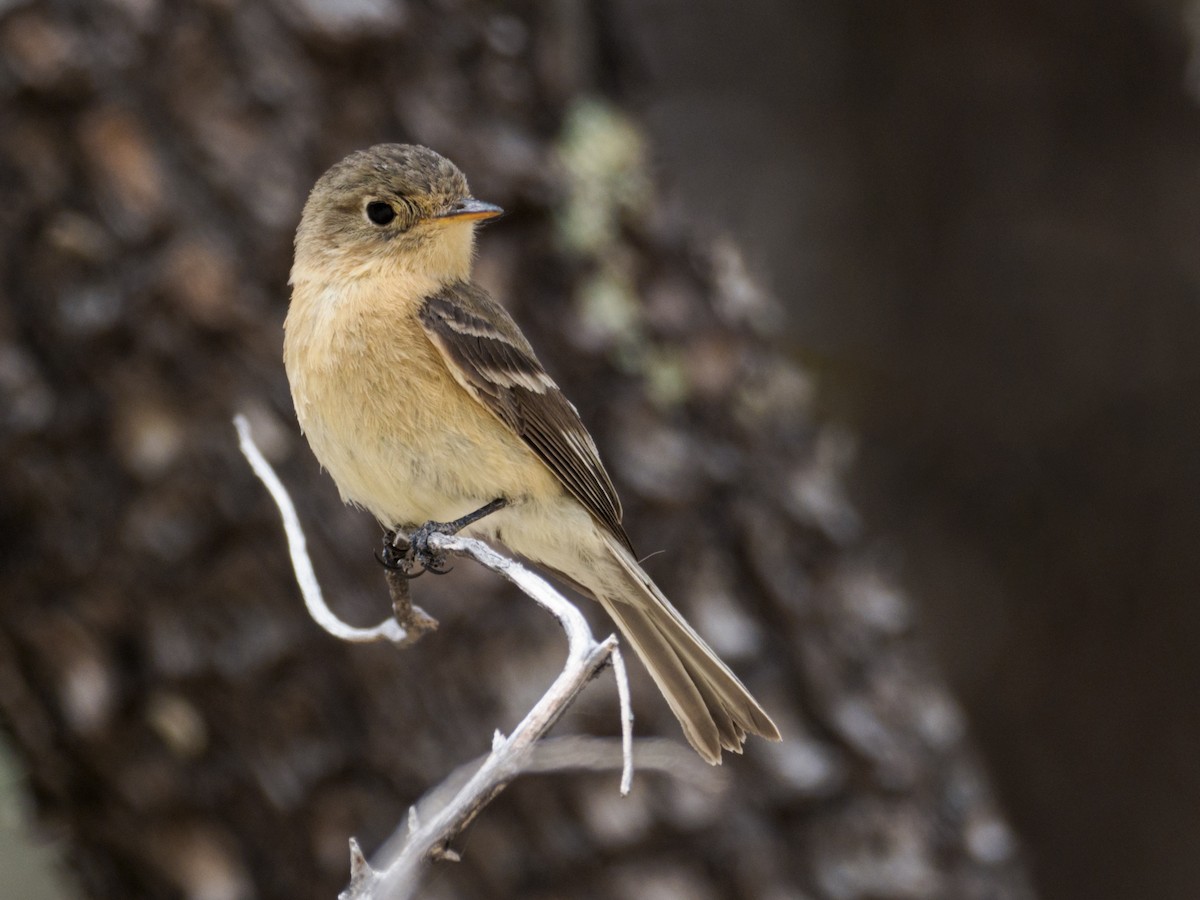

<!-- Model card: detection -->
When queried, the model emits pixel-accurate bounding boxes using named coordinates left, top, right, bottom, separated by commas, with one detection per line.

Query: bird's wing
left=419, top=281, right=634, bottom=552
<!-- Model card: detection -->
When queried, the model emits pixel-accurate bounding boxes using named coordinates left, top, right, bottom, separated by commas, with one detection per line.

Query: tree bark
left=0, top=1, right=1033, bottom=897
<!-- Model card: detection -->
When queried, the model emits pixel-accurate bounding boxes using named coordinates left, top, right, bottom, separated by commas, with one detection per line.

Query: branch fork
left=234, top=415, right=634, bottom=899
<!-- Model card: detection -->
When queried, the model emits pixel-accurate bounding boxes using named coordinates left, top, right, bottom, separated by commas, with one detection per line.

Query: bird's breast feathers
left=284, top=277, right=558, bottom=527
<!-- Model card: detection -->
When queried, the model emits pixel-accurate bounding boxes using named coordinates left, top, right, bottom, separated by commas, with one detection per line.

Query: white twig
left=233, top=416, right=637, bottom=899
left=611, top=646, right=634, bottom=795
left=235, top=415, right=409, bottom=645
left=520, top=736, right=724, bottom=791
left=398, top=736, right=725, bottom=834
left=354, top=533, right=622, bottom=898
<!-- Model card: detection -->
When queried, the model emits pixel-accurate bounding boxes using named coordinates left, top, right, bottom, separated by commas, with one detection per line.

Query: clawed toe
left=377, top=531, right=408, bottom=571
left=377, top=531, right=430, bottom=578
left=407, top=523, right=454, bottom=576
left=376, top=499, right=507, bottom=578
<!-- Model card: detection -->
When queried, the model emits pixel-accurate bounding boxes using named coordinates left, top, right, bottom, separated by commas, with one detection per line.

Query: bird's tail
left=594, top=534, right=780, bottom=764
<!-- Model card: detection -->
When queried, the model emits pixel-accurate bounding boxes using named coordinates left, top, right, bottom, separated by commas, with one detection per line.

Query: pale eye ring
left=365, top=201, right=396, bottom=226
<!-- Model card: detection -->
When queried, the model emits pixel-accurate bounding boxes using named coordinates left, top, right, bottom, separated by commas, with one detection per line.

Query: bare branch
left=233, top=416, right=636, bottom=900
left=522, top=736, right=724, bottom=792
left=354, top=533, right=620, bottom=897
left=345, top=537, right=641, bottom=897
left=382, top=568, right=440, bottom=645
left=399, top=736, right=726, bottom=832
left=611, top=646, right=634, bottom=795
left=234, top=415, right=411, bottom=645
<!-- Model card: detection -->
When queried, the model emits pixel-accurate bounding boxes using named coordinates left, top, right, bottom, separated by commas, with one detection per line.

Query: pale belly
left=284, top=275, right=595, bottom=583
left=302, top=380, right=561, bottom=527
left=297, top=362, right=618, bottom=591
left=288, top=316, right=560, bottom=530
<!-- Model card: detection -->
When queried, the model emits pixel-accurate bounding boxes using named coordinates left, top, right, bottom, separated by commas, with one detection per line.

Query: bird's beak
left=436, top=198, right=504, bottom=222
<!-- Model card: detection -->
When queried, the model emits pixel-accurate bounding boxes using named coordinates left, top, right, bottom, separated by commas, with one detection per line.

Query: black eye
left=366, top=201, right=396, bottom=225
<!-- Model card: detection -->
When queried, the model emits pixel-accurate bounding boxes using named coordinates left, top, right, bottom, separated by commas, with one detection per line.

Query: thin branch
left=383, top=568, right=440, bottom=645
left=234, top=414, right=411, bottom=645
left=610, top=646, right=635, bottom=796
left=341, top=536, right=634, bottom=899
left=394, top=736, right=725, bottom=838
left=521, top=736, right=723, bottom=791
left=356, top=634, right=619, bottom=896
left=233, top=416, right=636, bottom=900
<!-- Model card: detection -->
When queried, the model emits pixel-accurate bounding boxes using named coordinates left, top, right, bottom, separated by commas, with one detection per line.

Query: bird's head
left=291, top=144, right=502, bottom=289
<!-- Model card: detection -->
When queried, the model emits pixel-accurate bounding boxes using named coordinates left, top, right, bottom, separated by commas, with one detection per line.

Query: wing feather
left=419, top=282, right=633, bottom=552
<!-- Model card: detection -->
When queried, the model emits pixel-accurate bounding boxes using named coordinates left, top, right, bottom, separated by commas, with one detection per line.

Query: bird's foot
left=377, top=531, right=418, bottom=575
left=379, top=498, right=508, bottom=577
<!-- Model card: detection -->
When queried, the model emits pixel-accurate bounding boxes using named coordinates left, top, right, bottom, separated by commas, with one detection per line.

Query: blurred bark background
left=1, top=0, right=1192, bottom=899
left=625, top=3, right=1200, bottom=899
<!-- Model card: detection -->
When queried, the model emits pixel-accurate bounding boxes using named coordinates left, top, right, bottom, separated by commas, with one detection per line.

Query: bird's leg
left=386, top=498, right=508, bottom=577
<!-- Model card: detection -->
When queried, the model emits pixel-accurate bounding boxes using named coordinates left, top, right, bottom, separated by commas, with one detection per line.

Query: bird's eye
left=366, top=201, right=396, bottom=226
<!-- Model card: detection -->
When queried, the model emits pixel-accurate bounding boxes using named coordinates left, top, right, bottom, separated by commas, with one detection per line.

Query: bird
left=284, top=143, right=779, bottom=763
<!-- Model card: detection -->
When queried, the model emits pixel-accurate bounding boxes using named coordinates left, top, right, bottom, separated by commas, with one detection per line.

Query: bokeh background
left=2, top=0, right=1198, bottom=898
left=631, top=3, right=1200, bottom=899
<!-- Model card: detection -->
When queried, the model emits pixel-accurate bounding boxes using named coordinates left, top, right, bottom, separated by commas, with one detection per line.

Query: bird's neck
left=285, top=226, right=478, bottom=380
left=290, top=224, right=476, bottom=299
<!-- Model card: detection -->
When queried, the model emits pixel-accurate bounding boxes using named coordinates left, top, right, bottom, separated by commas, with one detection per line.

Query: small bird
left=284, top=144, right=779, bottom=763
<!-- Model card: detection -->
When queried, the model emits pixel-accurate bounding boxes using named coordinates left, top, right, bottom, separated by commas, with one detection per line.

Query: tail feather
left=595, top=534, right=780, bottom=764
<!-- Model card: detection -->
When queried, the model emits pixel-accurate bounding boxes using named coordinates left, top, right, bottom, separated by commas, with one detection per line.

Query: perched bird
left=284, top=144, right=779, bottom=763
